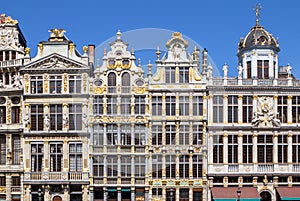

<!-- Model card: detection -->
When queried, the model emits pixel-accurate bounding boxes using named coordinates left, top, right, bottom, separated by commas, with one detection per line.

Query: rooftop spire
left=254, top=3, right=262, bottom=26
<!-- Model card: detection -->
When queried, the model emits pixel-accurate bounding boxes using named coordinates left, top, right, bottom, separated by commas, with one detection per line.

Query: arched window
left=121, top=72, right=130, bottom=93
left=107, top=72, right=116, bottom=93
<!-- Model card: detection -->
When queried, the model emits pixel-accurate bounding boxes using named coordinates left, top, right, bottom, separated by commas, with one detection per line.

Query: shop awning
left=277, top=187, right=300, bottom=200
left=211, top=187, right=260, bottom=201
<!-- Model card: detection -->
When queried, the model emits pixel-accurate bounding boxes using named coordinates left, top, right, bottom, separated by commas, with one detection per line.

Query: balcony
left=11, top=186, right=21, bottom=193
left=24, top=172, right=89, bottom=182
left=107, top=86, right=117, bottom=93
left=258, top=164, right=274, bottom=172
left=0, top=59, right=23, bottom=68
left=293, top=164, right=300, bottom=172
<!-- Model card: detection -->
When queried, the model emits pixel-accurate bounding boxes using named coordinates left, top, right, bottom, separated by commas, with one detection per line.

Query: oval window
left=11, top=97, right=20, bottom=104
left=0, top=97, right=6, bottom=104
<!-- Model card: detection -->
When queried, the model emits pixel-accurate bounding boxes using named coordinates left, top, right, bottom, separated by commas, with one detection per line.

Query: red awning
left=211, top=187, right=260, bottom=199
left=277, top=186, right=300, bottom=199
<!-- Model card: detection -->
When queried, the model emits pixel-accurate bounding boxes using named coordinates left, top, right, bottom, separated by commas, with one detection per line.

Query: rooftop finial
left=254, top=3, right=262, bottom=26
left=116, top=29, right=122, bottom=40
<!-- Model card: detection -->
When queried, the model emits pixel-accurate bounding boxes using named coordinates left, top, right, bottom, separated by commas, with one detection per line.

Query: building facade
left=0, top=8, right=300, bottom=201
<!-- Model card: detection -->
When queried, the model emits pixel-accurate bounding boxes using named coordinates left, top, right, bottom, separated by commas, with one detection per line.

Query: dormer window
left=123, top=59, right=130, bottom=66
left=257, top=60, right=269, bottom=79
left=165, top=67, right=176, bottom=83
left=109, top=59, right=115, bottom=66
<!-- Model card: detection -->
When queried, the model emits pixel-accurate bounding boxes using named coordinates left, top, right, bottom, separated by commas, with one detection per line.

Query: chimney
left=88, top=44, right=95, bottom=68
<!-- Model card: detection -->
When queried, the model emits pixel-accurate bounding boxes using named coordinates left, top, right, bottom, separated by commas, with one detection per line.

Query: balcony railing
left=258, top=164, right=274, bottom=172
left=11, top=186, right=21, bottom=192
left=121, top=86, right=131, bottom=93
left=0, top=59, right=23, bottom=67
left=107, top=86, right=117, bottom=93
left=293, top=164, right=300, bottom=172
left=24, top=172, right=89, bottom=181
left=228, top=164, right=239, bottom=172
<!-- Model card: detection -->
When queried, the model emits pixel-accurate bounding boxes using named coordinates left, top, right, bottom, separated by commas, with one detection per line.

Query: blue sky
left=2, top=0, right=300, bottom=78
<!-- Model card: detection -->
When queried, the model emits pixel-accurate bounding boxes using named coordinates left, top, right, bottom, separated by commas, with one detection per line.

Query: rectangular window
left=152, top=155, right=162, bottom=178
left=135, top=155, right=145, bottom=177
left=152, top=96, right=162, bottom=116
left=121, top=97, right=131, bottom=115
left=135, top=125, right=145, bottom=145
left=152, top=125, right=162, bottom=146
left=135, top=96, right=145, bottom=115
left=121, top=155, right=131, bottom=177
left=12, top=135, right=21, bottom=165
left=292, top=97, right=300, bottom=123
left=107, top=156, right=118, bottom=177
left=31, top=143, right=43, bottom=172
left=50, top=75, right=62, bottom=94
left=0, top=136, right=5, bottom=165
left=12, top=176, right=20, bottom=187
left=11, top=106, right=20, bottom=123
left=247, top=61, right=251, bottom=78
left=50, top=143, right=63, bottom=172
left=166, top=67, right=176, bottom=83
left=179, top=96, right=189, bottom=116
left=166, top=125, right=176, bottom=145
left=30, top=105, right=44, bottom=131
left=121, top=124, right=131, bottom=145
left=179, top=155, right=189, bottom=178
left=93, top=155, right=104, bottom=177
left=30, top=76, right=43, bottom=94
left=0, top=177, right=6, bottom=187
left=69, top=75, right=81, bottom=93
left=93, top=124, right=103, bottom=146
left=0, top=106, right=6, bottom=124
left=213, top=135, right=223, bottom=163
left=243, top=96, right=253, bottom=123
left=213, top=96, right=223, bottom=123
left=228, top=96, right=238, bottom=123
left=69, top=104, right=82, bottom=130
left=50, top=104, right=63, bottom=131
left=69, top=143, right=82, bottom=172
left=193, top=125, right=203, bottom=145
left=257, top=134, right=273, bottom=163
left=107, top=124, right=118, bottom=145
left=243, top=135, right=253, bottom=163
left=107, top=96, right=117, bottom=115
left=193, top=96, right=203, bottom=116
left=93, top=96, right=103, bottom=115
left=166, top=155, right=176, bottom=178
left=193, top=155, right=203, bottom=178
left=278, top=134, right=288, bottom=163
left=257, top=60, right=269, bottom=79
left=179, top=67, right=189, bottom=83
left=179, top=125, right=189, bottom=145
left=278, top=96, right=288, bottom=123
left=292, top=135, right=300, bottom=163
left=228, top=135, right=238, bottom=163
left=166, top=96, right=176, bottom=116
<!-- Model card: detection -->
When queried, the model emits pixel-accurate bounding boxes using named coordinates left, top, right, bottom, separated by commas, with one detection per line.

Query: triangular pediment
left=23, top=53, right=88, bottom=71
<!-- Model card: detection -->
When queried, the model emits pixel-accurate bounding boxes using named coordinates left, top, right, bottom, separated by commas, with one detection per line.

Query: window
left=166, top=125, right=176, bottom=145
left=243, top=135, right=253, bottom=163
left=0, top=136, right=5, bottom=165
left=152, top=125, right=162, bottom=146
left=246, top=61, right=251, bottom=78
left=166, top=96, right=176, bottom=116
left=228, top=96, right=238, bottom=123
left=121, top=124, right=131, bottom=145
left=152, top=155, right=162, bottom=178
left=31, top=76, right=43, bottom=94
left=50, top=105, right=62, bottom=131
left=69, top=75, right=81, bottom=93
left=50, top=143, right=63, bottom=172
left=69, top=104, right=82, bottom=130
left=107, top=124, right=118, bottom=145
left=31, top=105, right=44, bottom=131
left=293, top=135, right=300, bottom=163
left=193, top=96, right=203, bottom=116
left=135, top=96, right=145, bottom=115
left=152, top=96, right=162, bottom=116
left=213, top=135, right=223, bottom=163
left=278, top=134, right=288, bottom=163
left=179, top=125, right=189, bottom=145
left=257, top=134, right=273, bottom=163
left=257, top=60, right=269, bottom=79
left=0, top=177, right=5, bottom=187
left=135, top=125, right=145, bottom=145
left=213, top=96, right=223, bottom=123
left=50, top=75, right=62, bottom=94
left=193, top=155, right=203, bottom=178
left=93, top=96, right=103, bottom=115
left=193, top=125, right=203, bottom=145
left=179, top=155, right=189, bottom=178
left=107, top=96, right=117, bottom=115
left=93, top=155, right=104, bottom=177
left=12, top=135, right=21, bottom=165
left=165, top=67, right=176, bottom=83
left=107, top=72, right=117, bottom=93
left=243, top=96, right=253, bottom=123
left=166, top=155, right=176, bottom=178
left=121, top=72, right=130, bottom=93
left=11, top=106, right=20, bottom=123
left=152, top=188, right=162, bottom=196
left=107, top=156, right=118, bottom=177
left=121, top=155, right=131, bottom=177
left=278, top=96, right=287, bottom=123
left=179, top=96, right=189, bottom=116
left=228, top=135, right=238, bottom=163
left=93, top=124, right=103, bottom=146
left=12, top=176, right=20, bottom=187
left=135, top=155, right=145, bottom=177
left=121, top=97, right=131, bottom=115
left=31, top=143, right=43, bottom=172
left=179, top=67, right=189, bottom=83
left=0, top=106, right=6, bottom=124
left=5, top=72, right=9, bottom=85
left=179, top=189, right=189, bottom=201
left=292, top=97, right=300, bottom=123
left=69, top=143, right=82, bottom=172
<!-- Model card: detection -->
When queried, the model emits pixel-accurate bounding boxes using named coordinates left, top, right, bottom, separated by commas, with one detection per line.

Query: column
left=145, top=188, right=149, bottom=201
left=208, top=95, right=213, bottom=123
left=6, top=175, right=11, bottom=201
left=162, top=93, right=166, bottom=116
left=274, top=95, right=278, bottom=117
left=24, top=185, right=31, bottom=201
left=103, top=155, right=107, bottom=184
left=288, top=132, right=293, bottom=164
left=149, top=187, right=152, bottom=201
left=223, top=95, right=228, bottom=124
left=131, top=189, right=135, bottom=201
left=162, top=122, right=166, bottom=146
left=189, top=187, right=193, bottom=201
left=238, top=95, right=243, bottom=124
left=287, top=95, right=293, bottom=124
left=223, top=133, right=228, bottom=164
left=175, top=153, right=179, bottom=179
left=202, top=187, right=207, bottom=201
left=238, top=132, right=243, bottom=164
left=203, top=94, right=207, bottom=119
left=63, top=139, right=69, bottom=172
left=44, top=141, right=49, bottom=171
left=6, top=134, right=11, bottom=165
left=118, top=189, right=121, bottom=201
left=176, top=93, right=179, bottom=117
left=253, top=132, right=258, bottom=164
left=45, top=185, right=51, bottom=201
left=176, top=187, right=179, bottom=201
left=82, top=185, right=89, bottom=201
left=273, top=132, right=278, bottom=164
left=162, top=153, right=166, bottom=178
left=90, top=186, right=94, bottom=201
left=208, top=133, right=213, bottom=164
left=103, top=124, right=107, bottom=145
left=104, top=188, right=107, bottom=201
left=162, top=188, right=166, bottom=201
left=189, top=153, right=193, bottom=178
